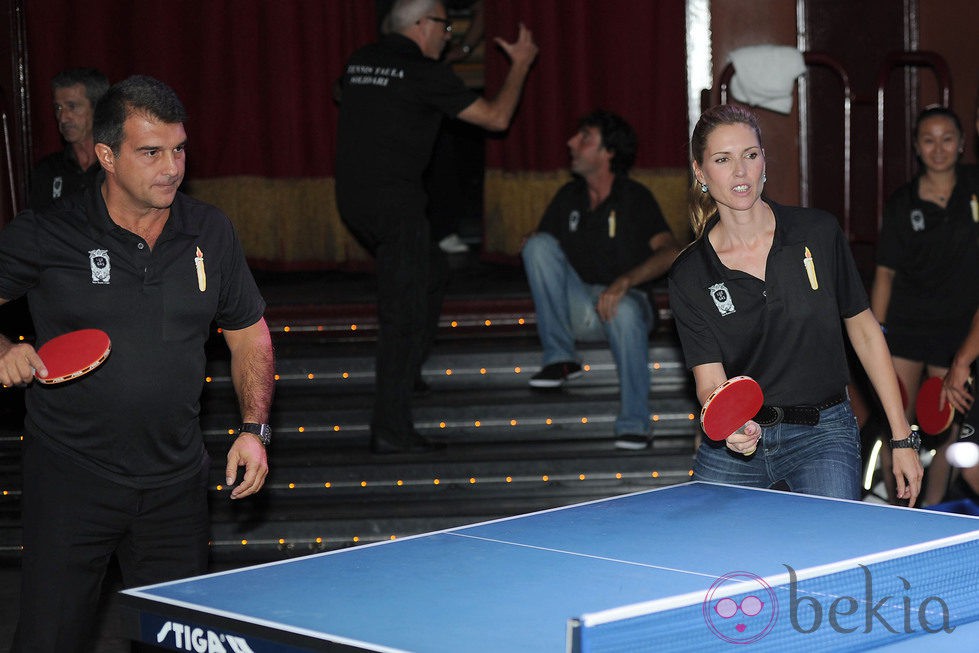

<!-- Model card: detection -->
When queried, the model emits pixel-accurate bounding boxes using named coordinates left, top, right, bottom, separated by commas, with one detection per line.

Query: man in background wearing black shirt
left=336, top=0, right=537, bottom=453
left=29, top=67, right=108, bottom=210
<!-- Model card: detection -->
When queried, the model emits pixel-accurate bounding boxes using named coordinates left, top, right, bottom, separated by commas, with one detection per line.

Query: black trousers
left=424, top=118, right=485, bottom=242
left=11, top=436, right=210, bottom=653
left=341, top=208, right=448, bottom=443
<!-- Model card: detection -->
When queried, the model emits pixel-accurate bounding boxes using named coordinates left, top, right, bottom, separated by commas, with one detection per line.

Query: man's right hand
left=0, top=339, right=46, bottom=387
left=596, top=277, right=630, bottom=322
left=494, top=23, right=538, bottom=69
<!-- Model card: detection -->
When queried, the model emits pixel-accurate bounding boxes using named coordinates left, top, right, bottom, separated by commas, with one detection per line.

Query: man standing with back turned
left=336, top=0, right=538, bottom=453
left=0, top=75, right=274, bottom=653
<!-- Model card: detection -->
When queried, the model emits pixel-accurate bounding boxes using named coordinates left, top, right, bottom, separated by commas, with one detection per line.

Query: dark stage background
left=24, top=0, right=688, bottom=181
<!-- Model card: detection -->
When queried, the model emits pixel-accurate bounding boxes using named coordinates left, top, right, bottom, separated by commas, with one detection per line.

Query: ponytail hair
left=688, top=105, right=763, bottom=238
left=688, top=179, right=717, bottom=240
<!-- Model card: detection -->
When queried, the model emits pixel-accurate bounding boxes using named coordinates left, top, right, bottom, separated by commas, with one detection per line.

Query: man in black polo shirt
left=29, top=67, right=109, bottom=210
left=522, top=111, right=680, bottom=451
left=0, top=75, right=275, bottom=652
left=335, top=0, right=538, bottom=453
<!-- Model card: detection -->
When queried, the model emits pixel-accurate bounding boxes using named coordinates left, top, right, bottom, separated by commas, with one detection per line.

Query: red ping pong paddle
left=34, top=329, right=111, bottom=385
left=700, top=376, right=764, bottom=442
left=915, top=376, right=953, bottom=435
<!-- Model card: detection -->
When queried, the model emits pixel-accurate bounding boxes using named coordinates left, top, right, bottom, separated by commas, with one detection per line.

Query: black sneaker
left=370, top=431, right=446, bottom=454
left=529, top=362, right=583, bottom=388
left=614, top=434, right=651, bottom=450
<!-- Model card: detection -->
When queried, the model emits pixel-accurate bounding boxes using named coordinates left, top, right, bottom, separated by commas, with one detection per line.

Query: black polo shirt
left=335, top=33, right=479, bottom=217
left=876, top=164, right=979, bottom=330
left=668, top=201, right=868, bottom=406
left=537, top=175, right=672, bottom=290
left=0, top=176, right=266, bottom=488
left=28, top=145, right=102, bottom=211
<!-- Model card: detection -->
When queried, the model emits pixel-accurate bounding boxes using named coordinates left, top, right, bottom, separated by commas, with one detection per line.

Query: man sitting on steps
left=521, top=110, right=680, bottom=450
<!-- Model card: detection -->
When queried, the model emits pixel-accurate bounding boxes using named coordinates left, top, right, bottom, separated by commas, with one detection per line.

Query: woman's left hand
left=726, top=421, right=761, bottom=455
left=891, top=448, right=923, bottom=507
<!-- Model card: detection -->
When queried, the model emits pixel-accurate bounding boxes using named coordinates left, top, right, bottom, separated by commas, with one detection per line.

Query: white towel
left=728, top=45, right=807, bottom=114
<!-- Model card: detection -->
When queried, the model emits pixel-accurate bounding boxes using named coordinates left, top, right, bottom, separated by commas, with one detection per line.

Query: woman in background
left=871, top=106, right=979, bottom=506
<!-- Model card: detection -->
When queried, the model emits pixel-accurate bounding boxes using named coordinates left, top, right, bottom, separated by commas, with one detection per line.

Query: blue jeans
left=522, top=232, right=653, bottom=435
left=693, top=400, right=862, bottom=500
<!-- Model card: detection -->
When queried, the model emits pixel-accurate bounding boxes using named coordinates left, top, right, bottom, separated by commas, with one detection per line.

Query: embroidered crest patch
left=910, top=209, right=925, bottom=232
left=709, top=282, right=736, bottom=316
left=89, top=249, right=110, bottom=284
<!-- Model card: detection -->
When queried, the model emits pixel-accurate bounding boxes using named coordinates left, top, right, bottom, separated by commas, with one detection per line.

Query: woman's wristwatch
left=888, top=431, right=920, bottom=451
left=237, top=422, right=271, bottom=446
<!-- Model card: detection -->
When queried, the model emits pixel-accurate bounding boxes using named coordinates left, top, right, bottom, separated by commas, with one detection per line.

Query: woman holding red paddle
left=669, top=105, right=921, bottom=504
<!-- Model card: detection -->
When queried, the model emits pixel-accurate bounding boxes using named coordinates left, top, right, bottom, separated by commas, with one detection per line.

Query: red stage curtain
left=26, top=0, right=376, bottom=179
left=483, top=0, right=688, bottom=172
left=27, top=0, right=686, bottom=180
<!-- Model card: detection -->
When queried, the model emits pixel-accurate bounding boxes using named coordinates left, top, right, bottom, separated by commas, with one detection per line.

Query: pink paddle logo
left=703, top=571, right=779, bottom=644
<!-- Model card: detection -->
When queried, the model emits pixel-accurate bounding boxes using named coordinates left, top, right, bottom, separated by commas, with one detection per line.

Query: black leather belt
left=753, top=391, right=847, bottom=428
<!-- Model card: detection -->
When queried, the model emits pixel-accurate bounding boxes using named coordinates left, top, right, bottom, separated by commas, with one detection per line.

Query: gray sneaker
left=438, top=233, right=470, bottom=254
left=529, top=362, right=583, bottom=388
left=614, top=434, right=651, bottom=450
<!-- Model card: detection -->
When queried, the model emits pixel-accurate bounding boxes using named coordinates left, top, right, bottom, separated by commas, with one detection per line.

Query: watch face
left=240, top=423, right=271, bottom=444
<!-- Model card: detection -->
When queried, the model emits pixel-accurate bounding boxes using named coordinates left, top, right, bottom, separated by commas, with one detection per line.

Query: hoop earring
left=700, top=182, right=709, bottom=193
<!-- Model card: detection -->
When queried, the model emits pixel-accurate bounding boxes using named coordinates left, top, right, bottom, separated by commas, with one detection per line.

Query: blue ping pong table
left=121, top=482, right=979, bottom=652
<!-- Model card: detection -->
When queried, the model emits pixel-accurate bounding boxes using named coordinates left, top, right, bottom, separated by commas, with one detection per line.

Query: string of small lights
left=262, top=305, right=671, bottom=338
left=215, top=469, right=693, bottom=493
left=205, top=468, right=695, bottom=554
left=204, top=359, right=686, bottom=386
left=204, top=408, right=696, bottom=439
left=272, top=312, right=536, bottom=338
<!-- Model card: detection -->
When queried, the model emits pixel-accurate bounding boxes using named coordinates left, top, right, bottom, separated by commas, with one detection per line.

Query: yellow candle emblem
left=804, top=247, right=818, bottom=290
left=195, top=247, right=206, bottom=292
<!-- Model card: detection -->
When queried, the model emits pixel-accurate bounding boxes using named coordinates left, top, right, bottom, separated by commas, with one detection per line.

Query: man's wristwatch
left=237, top=422, right=271, bottom=447
left=888, top=431, right=920, bottom=451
